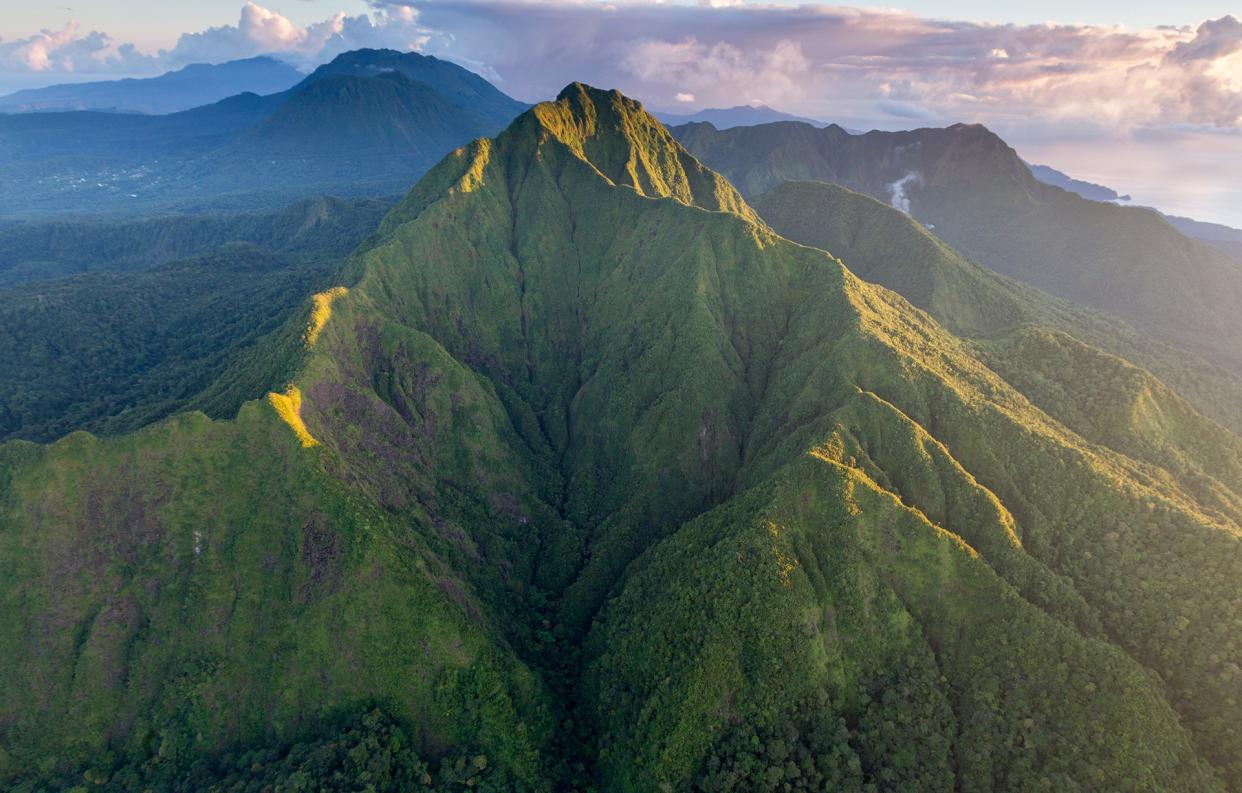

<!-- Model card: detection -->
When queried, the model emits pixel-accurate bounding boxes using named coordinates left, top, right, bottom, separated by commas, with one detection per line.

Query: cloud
left=877, top=100, right=935, bottom=120
left=620, top=37, right=809, bottom=107
left=380, top=0, right=1242, bottom=133
left=675, top=91, right=695, bottom=103
left=164, top=2, right=432, bottom=69
left=0, top=2, right=431, bottom=76
left=0, top=22, right=156, bottom=73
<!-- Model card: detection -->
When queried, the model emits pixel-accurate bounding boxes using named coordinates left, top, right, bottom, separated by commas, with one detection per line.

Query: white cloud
left=385, top=0, right=1242, bottom=133
left=0, top=22, right=156, bottom=73
left=0, top=2, right=432, bottom=77
left=165, top=2, right=432, bottom=69
left=675, top=91, right=695, bottom=102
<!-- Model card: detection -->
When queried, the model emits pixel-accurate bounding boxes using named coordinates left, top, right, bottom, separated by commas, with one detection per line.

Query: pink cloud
left=385, top=1, right=1241, bottom=132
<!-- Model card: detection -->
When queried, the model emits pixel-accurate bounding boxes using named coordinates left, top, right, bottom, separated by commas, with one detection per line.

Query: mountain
left=1020, top=168, right=1242, bottom=264
left=656, top=103, right=826, bottom=129
left=0, top=49, right=526, bottom=217
left=751, top=181, right=1242, bottom=433
left=2, top=83, right=1241, bottom=791
left=1165, top=214, right=1242, bottom=263
left=0, top=57, right=304, bottom=115
left=1027, top=162, right=1130, bottom=202
left=672, top=120, right=1242, bottom=375
left=239, top=71, right=499, bottom=158
left=302, top=48, right=528, bottom=124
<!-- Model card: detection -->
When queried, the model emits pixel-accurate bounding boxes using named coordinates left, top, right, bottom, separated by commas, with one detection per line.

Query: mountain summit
left=2, top=84, right=1240, bottom=791
left=302, top=48, right=528, bottom=124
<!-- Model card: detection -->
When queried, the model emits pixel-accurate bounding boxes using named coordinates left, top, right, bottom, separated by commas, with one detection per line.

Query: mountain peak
left=301, top=48, right=527, bottom=125
left=519, top=83, right=758, bottom=219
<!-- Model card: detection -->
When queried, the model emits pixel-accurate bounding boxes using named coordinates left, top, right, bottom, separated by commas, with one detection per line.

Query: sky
left=1, top=1, right=1241, bottom=225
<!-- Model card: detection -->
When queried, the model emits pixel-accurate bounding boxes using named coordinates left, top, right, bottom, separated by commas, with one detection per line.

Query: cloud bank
left=1, top=1, right=1240, bottom=136
left=386, top=0, right=1242, bottom=133
left=0, top=2, right=430, bottom=75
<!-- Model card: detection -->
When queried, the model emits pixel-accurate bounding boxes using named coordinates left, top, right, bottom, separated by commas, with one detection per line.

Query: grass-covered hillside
left=2, top=84, right=1241, bottom=792
left=673, top=120, right=1242, bottom=376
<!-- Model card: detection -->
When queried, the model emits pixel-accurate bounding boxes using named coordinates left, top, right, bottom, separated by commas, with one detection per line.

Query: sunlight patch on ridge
left=268, top=385, right=318, bottom=448
left=306, top=287, right=348, bottom=347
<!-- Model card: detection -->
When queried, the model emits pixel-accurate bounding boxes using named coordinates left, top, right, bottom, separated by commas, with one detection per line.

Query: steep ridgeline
left=0, top=196, right=395, bottom=444
left=0, top=49, right=526, bottom=217
left=754, top=181, right=1242, bottom=434
left=672, top=121, right=1242, bottom=376
left=2, top=85, right=1242, bottom=792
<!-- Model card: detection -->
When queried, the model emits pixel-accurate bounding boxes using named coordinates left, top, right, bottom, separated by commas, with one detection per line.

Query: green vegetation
left=0, top=194, right=391, bottom=288
left=0, top=197, right=390, bottom=442
left=11, top=707, right=523, bottom=792
left=674, top=120, right=1242, bottom=375
left=2, top=84, right=1241, bottom=792
left=753, top=180, right=1242, bottom=433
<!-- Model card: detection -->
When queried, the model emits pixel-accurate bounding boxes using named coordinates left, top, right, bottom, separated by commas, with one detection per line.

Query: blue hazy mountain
left=1027, top=162, right=1131, bottom=202
left=0, top=57, right=304, bottom=115
left=656, top=103, right=827, bottom=129
left=0, top=49, right=526, bottom=216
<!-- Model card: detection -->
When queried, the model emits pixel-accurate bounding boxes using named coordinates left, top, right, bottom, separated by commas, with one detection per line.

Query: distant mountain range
left=1164, top=214, right=1242, bottom=263
left=0, top=49, right=527, bottom=216
left=655, top=103, right=827, bottom=129
left=0, top=57, right=304, bottom=115
left=1026, top=162, right=1131, bottom=202
left=673, top=119, right=1242, bottom=381
left=1026, top=162, right=1242, bottom=264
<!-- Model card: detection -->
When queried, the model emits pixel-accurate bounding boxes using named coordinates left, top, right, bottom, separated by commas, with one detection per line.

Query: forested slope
left=2, top=85, right=1240, bottom=793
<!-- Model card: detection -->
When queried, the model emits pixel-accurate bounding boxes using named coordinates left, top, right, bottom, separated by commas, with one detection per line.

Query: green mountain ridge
left=2, top=84, right=1241, bottom=792
left=752, top=180, right=1242, bottom=435
left=672, top=120, right=1242, bottom=376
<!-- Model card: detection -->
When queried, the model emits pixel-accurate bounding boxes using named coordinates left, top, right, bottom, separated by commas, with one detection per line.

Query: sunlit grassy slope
left=2, top=84, right=1241, bottom=791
